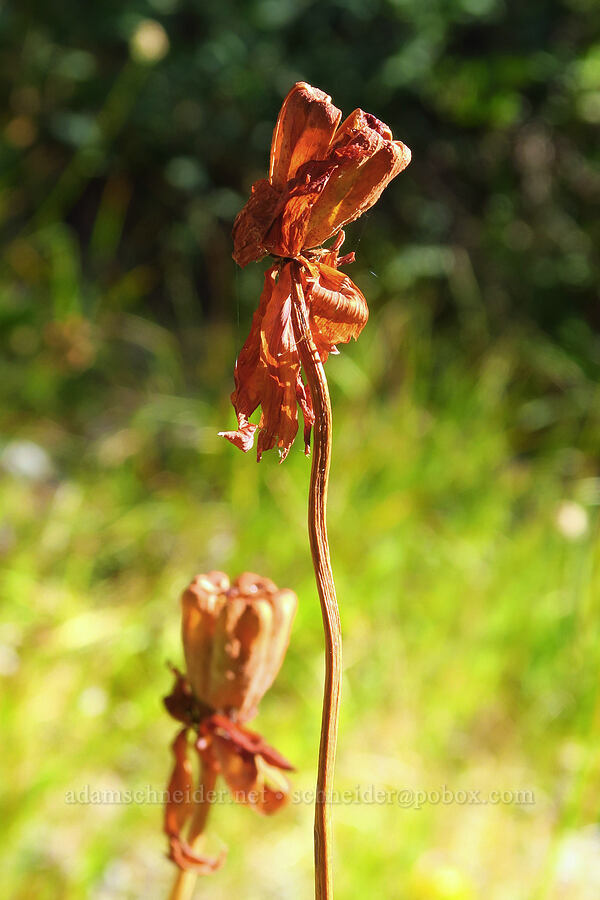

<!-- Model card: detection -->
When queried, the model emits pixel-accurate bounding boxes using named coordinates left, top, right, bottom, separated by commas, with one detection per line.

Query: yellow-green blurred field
left=2, top=297, right=599, bottom=898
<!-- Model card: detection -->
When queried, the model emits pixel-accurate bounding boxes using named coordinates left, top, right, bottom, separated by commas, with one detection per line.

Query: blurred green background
left=1, top=1, right=600, bottom=898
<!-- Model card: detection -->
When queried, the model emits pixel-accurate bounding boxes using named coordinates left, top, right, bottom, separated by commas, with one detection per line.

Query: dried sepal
left=168, top=836, right=226, bottom=875
left=163, top=666, right=198, bottom=725
left=164, top=729, right=194, bottom=839
left=205, top=715, right=293, bottom=816
left=212, top=736, right=290, bottom=815
left=201, top=713, right=294, bottom=770
left=164, top=731, right=226, bottom=874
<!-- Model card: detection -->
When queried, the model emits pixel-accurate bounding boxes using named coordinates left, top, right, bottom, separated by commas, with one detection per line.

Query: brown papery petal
left=206, top=714, right=294, bottom=771
left=232, top=178, right=282, bottom=267
left=212, top=733, right=258, bottom=795
left=330, top=139, right=411, bottom=231
left=220, top=264, right=304, bottom=459
left=254, top=756, right=291, bottom=815
left=269, top=82, right=341, bottom=190
left=264, top=158, right=337, bottom=258
left=211, top=735, right=290, bottom=815
left=303, top=112, right=411, bottom=248
left=302, top=263, right=369, bottom=362
left=255, top=263, right=303, bottom=461
left=219, top=416, right=257, bottom=453
left=219, top=265, right=275, bottom=453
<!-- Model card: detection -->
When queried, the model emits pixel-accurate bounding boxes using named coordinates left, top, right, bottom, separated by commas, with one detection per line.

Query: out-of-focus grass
left=1, top=284, right=599, bottom=900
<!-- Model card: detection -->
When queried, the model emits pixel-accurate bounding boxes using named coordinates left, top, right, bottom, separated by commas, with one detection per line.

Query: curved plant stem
left=290, top=262, right=342, bottom=900
left=168, top=763, right=218, bottom=900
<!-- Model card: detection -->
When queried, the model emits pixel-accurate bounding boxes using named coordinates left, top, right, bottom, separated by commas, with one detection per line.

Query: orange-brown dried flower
left=164, top=572, right=297, bottom=873
left=221, top=82, right=411, bottom=460
left=232, top=83, right=411, bottom=267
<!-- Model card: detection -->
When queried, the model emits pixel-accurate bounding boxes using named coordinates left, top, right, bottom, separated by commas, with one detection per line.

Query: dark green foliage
left=2, top=0, right=599, bottom=342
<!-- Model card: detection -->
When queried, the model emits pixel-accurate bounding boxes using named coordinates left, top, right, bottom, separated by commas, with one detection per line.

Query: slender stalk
left=169, top=762, right=218, bottom=900
left=290, top=262, right=342, bottom=900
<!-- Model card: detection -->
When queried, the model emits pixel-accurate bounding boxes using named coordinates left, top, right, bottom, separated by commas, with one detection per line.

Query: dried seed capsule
left=181, top=572, right=297, bottom=721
